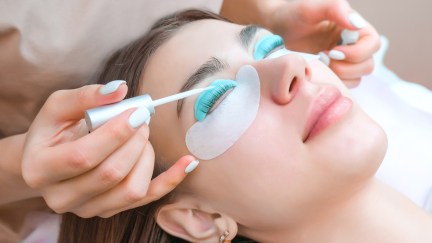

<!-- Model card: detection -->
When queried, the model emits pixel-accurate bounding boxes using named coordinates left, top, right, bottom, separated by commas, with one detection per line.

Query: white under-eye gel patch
left=267, top=48, right=319, bottom=62
left=185, top=65, right=260, bottom=160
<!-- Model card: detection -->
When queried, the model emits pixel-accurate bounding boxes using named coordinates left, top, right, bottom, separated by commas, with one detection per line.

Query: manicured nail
left=348, top=12, right=367, bottom=29
left=318, top=52, right=330, bottom=66
left=99, top=80, right=126, bottom=95
left=185, top=160, right=199, bottom=174
left=128, top=107, right=150, bottom=128
left=328, top=50, right=346, bottom=60
left=341, top=29, right=360, bottom=45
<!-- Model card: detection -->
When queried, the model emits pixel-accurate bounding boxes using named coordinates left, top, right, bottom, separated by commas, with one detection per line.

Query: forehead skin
left=142, top=19, right=247, bottom=99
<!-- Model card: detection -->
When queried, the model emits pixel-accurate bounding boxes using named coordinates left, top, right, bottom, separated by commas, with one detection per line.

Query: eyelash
left=193, top=34, right=283, bottom=121
left=253, top=34, right=285, bottom=60
left=194, top=80, right=237, bottom=121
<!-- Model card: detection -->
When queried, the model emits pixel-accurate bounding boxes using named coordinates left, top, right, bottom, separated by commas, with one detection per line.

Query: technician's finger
left=30, top=108, right=148, bottom=186
left=42, top=80, right=128, bottom=122
left=134, top=155, right=198, bottom=203
left=343, top=79, right=362, bottom=88
left=299, top=0, right=361, bottom=30
left=330, top=26, right=380, bottom=63
left=72, top=142, right=155, bottom=218
left=99, top=155, right=199, bottom=218
left=330, top=58, right=375, bottom=80
left=44, top=125, right=150, bottom=213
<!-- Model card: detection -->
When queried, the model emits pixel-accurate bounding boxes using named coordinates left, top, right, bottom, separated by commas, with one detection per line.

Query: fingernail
left=318, top=52, right=330, bottom=66
left=100, top=80, right=126, bottom=95
left=340, top=29, right=360, bottom=45
left=348, top=12, right=367, bottom=29
left=328, top=50, right=346, bottom=60
left=128, top=107, right=150, bottom=128
left=185, top=159, right=199, bottom=174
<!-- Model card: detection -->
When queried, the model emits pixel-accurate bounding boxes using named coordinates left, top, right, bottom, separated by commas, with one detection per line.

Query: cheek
left=222, top=107, right=306, bottom=185
left=206, top=114, right=329, bottom=224
left=229, top=100, right=385, bottom=191
left=307, top=104, right=387, bottom=179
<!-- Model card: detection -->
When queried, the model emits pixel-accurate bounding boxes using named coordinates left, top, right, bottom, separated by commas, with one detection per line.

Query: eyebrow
left=239, top=25, right=259, bottom=49
left=176, top=57, right=229, bottom=116
left=176, top=25, right=261, bottom=117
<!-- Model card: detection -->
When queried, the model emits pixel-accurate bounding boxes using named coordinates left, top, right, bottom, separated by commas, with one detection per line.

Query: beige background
left=350, top=0, right=432, bottom=89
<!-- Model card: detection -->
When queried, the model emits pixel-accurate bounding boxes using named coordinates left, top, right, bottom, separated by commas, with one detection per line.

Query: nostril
left=289, top=77, right=297, bottom=93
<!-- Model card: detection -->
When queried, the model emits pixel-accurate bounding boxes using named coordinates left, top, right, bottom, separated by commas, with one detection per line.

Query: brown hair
left=59, top=9, right=253, bottom=243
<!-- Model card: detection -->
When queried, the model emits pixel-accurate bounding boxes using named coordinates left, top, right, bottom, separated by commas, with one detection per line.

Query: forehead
left=141, top=19, right=244, bottom=98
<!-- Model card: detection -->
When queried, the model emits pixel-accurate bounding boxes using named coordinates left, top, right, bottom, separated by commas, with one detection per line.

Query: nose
left=254, top=54, right=311, bottom=105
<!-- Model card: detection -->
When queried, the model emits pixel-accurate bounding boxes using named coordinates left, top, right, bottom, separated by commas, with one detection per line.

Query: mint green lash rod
left=253, top=34, right=284, bottom=60
left=194, top=79, right=237, bottom=121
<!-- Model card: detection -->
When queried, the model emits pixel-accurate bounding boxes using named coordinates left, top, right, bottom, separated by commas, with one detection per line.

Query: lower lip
left=306, top=97, right=353, bottom=141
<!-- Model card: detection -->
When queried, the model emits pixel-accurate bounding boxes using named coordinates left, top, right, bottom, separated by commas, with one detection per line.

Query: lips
left=303, top=86, right=353, bottom=142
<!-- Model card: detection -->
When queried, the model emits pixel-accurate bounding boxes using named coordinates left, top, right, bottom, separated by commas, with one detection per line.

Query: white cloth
left=21, top=212, right=60, bottom=243
left=350, top=36, right=432, bottom=211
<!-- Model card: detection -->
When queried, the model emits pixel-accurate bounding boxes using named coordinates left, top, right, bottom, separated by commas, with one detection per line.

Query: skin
left=221, top=0, right=380, bottom=85
left=0, top=0, right=379, bottom=222
left=19, top=83, right=195, bottom=218
left=140, top=20, right=391, bottom=242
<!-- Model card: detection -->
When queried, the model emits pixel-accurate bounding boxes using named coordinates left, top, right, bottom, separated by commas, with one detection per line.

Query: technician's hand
left=269, top=0, right=380, bottom=86
left=22, top=81, right=199, bottom=218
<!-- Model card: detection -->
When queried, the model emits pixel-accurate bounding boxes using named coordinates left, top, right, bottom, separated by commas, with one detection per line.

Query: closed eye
left=194, top=79, right=237, bottom=121
left=253, top=34, right=285, bottom=60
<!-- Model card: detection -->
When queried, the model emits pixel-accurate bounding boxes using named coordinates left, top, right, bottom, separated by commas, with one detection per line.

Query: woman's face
left=140, top=20, right=387, bottom=229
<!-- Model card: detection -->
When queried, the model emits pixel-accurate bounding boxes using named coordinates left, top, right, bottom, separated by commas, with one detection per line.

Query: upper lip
left=302, top=86, right=342, bottom=142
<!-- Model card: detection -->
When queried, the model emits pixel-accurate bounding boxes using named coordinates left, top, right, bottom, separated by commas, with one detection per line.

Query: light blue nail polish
left=184, top=160, right=199, bottom=174
left=341, top=29, right=360, bottom=45
left=328, top=50, right=346, bottom=60
left=100, top=80, right=126, bottom=95
left=128, top=107, right=151, bottom=128
left=348, top=12, right=367, bottom=29
left=318, top=52, right=330, bottom=66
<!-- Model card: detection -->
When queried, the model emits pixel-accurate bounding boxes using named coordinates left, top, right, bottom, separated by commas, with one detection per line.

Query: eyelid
left=253, top=34, right=285, bottom=60
left=263, top=45, right=285, bottom=59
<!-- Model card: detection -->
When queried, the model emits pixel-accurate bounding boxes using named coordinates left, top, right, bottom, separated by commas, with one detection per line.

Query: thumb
left=43, top=80, right=128, bottom=122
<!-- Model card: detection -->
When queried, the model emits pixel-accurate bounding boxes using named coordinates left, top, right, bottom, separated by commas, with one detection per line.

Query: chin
left=344, top=119, right=387, bottom=180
